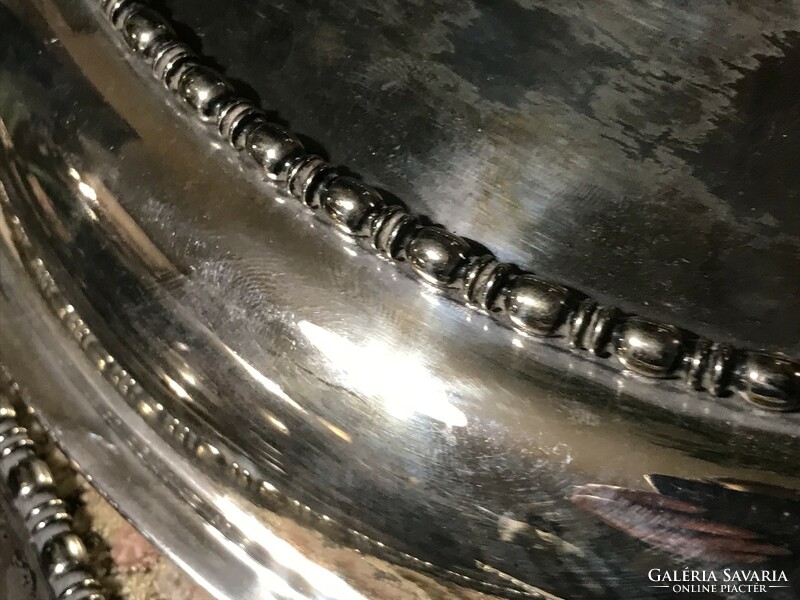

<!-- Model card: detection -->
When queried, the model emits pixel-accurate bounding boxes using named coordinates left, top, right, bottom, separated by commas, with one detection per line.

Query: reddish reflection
left=571, top=474, right=798, bottom=563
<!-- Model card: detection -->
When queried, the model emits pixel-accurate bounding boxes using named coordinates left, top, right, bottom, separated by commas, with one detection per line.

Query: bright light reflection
left=204, top=524, right=305, bottom=599
left=77, top=180, right=97, bottom=201
left=298, top=321, right=467, bottom=427
left=266, top=414, right=289, bottom=434
left=213, top=497, right=369, bottom=600
left=225, top=347, right=306, bottom=413
left=180, top=370, right=197, bottom=386
left=421, top=291, right=440, bottom=306
left=164, top=374, right=191, bottom=400
left=318, top=418, right=352, bottom=443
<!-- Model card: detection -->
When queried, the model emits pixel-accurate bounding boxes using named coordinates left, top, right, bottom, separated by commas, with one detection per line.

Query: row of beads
left=0, top=376, right=105, bottom=600
left=100, top=0, right=799, bottom=411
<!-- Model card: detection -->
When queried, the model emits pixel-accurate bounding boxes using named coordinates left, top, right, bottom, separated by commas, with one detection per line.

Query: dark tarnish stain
left=440, top=3, right=629, bottom=112
left=683, top=32, right=800, bottom=238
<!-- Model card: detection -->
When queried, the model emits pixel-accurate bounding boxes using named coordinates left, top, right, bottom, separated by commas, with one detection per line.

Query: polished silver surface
left=82, top=0, right=795, bottom=408
left=154, top=0, right=800, bottom=354
left=1, top=0, right=799, bottom=599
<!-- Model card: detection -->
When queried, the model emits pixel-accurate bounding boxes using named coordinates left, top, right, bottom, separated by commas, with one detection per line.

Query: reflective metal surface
left=157, top=0, right=800, bottom=353
left=1, top=1, right=799, bottom=599
left=0, top=378, right=105, bottom=600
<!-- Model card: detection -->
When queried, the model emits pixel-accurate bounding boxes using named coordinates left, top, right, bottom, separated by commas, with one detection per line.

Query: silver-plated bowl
left=1, top=1, right=799, bottom=598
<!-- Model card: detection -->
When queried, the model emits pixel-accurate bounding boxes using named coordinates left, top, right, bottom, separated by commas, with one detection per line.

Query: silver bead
left=0, top=396, right=16, bottom=421
left=195, top=441, right=227, bottom=469
left=684, top=338, right=712, bottom=390
left=176, top=65, right=233, bottom=121
left=246, top=123, right=304, bottom=183
left=568, top=300, right=595, bottom=348
left=0, top=413, right=18, bottom=438
left=42, top=532, right=88, bottom=577
left=504, top=274, right=571, bottom=336
left=59, top=582, right=105, bottom=600
left=217, top=99, right=263, bottom=148
left=286, top=155, right=333, bottom=207
left=152, top=41, right=195, bottom=86
left=462, top=256, right=513, bottom=311
left=613, top=317, right=684, bottom=378
left=370, top=205, right=418, bottom=259
left=27, top=498, right=71, bottom=533
left=569, top=300, right=620, bottom=355
left=230, top=462, right=253, bottom=489
left=735, top=352, right=799, bottom=411
left=322, top=176, right=384, bottom=235
left=120, top=6, right=174, bottom=56
left=0, top=426, right=34, bottom=458
left=9, top=458, right=53, bottom=499
left=588, top=307, right=620, bottom=355
left=406, top=227, right=471, bottom=286
left=103, top=0, right=136, bottom=25
left=703, top=343, right=735, bottom=396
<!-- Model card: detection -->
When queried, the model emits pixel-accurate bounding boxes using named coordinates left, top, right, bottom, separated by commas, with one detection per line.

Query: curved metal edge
left=0, top=173, right=560, bottom=599
left=0, top=182, right=545, bottom=600
left=0, top=242, right=324, bottom=600
left=2, top=4, right=799, bottom=598
left=93, top=0, right=798, bottom=412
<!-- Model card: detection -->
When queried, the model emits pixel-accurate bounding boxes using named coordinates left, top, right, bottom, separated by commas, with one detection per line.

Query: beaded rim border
left=96, top=0, right=798, bottom=412
left=0, top=371, right=106, bottom=600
